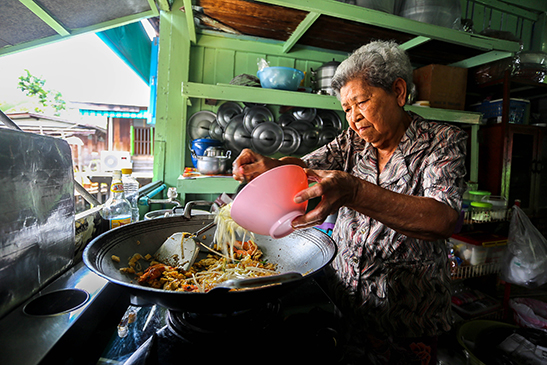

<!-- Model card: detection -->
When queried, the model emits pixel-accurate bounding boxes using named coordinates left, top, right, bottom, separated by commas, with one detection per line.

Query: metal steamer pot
left=191, top=147, right=232, bottom=175
left=83, top=215, right=337, bottom=313
left=311, top=59, right=341, bottom=95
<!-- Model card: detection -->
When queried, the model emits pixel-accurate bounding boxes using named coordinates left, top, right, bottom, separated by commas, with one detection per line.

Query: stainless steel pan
left=83, top=214, right=336, bottom=313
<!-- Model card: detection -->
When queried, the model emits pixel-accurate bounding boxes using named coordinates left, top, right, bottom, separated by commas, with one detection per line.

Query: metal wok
left=83, top=214, right=336, bottom=313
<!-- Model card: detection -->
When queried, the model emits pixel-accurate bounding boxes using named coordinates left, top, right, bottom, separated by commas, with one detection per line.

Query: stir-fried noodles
left=118, top=204, right=277, bottom=292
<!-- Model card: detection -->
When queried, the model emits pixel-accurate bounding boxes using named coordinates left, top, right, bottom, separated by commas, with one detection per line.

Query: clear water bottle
left=101, top=170, right=132, bottom=229
left=122, top=168, right=140, bottom=222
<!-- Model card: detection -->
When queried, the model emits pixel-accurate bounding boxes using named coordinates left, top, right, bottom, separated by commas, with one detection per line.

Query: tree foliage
left=17, top=69, right=66, bottom=115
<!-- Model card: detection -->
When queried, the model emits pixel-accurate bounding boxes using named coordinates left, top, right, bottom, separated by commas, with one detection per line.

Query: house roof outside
left=73, top=101, right=149, bottom=119
left=4, top=111, right=106, bottom=137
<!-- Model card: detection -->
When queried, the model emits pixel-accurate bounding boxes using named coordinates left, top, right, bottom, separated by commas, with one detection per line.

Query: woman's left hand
left=291, top=169, right=360, bottom=229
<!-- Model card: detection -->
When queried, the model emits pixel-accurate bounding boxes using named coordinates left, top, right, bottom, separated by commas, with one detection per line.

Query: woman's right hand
left=232, top=148, right=281, bottom=182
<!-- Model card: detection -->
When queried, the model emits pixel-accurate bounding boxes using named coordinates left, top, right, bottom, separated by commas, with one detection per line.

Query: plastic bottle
left=101, top=170, right=132, bottom=229
left=122, top=168, right=140, bottom=222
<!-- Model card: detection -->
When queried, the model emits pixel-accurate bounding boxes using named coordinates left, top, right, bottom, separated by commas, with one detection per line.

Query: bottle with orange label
left=101, top=170, right=132, bottom=229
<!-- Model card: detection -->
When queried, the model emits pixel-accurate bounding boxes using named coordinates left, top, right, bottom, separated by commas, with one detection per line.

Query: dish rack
left=451, top=262, right=501, bottom=280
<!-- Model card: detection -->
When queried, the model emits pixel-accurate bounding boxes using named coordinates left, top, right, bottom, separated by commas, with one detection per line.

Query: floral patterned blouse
left=302, top=112, right=467, bottom=338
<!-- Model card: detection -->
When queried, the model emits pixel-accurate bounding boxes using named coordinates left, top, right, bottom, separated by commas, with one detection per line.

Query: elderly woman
left=233, top=40, right=467, bottom=364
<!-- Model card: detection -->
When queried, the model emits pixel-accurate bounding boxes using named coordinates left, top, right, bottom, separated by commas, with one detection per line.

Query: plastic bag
left=510, top=298, right=547, bottom=331
left=257, top=58, right=269, bottom=72
left=500, top=206, right=547, bottom=288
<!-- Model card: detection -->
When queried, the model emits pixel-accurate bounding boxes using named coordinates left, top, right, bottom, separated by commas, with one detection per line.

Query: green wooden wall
left=154, top=0, right=545, bottom=191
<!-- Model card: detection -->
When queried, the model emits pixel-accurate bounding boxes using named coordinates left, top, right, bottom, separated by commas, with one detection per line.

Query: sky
left=0, top=32, right=151, bottom=111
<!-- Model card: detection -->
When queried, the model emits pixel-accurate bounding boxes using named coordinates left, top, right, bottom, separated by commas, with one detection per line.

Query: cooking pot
left=144, top=200, right=214, bottom=220
left=82, top=214, right=337, bottom=313
left=311, top=59, right=341, bottom=95
left=190, top=138, right=223, bottom=167
left=203, top=146, right=228, bottom=157
left=191, top=149, right=231, bottom=175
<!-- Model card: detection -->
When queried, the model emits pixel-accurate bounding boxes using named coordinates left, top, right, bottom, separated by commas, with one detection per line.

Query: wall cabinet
left=473, top=74, right=547, bottom=217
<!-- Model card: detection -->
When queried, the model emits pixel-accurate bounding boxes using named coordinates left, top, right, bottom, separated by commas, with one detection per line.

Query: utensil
left=292, top=107, right=316, bottom=121
left=296, top=129, right=319, bottom=155
left=209, top=120, right=224, bottom=141
left=256, top=67, right=304, bottom=91
left=209, top=272, right=303, bottom=293
left=190, top=138, right=223, bottom=168
left=317, top=109, right=343, bottom=131
left=231, top=165, right=308, bottom=238
left=192, top=150, right=232, bottom=175
left=153, top=219, right=217, bottom=270
left=83, top=216, right=337, bottom=313
left=233, top=122, right=253, bottom=153
left=217, top=101, right=243, bottom=128
left=277, top=112, right=296, bottom=127
left=154, top=232, right=200, bottom=270
left=243, top=105, right=274, bottom=133
left=251, top=121, right=284, bottom=155
left=279, top=127, right=301, bottom=155
left=318, top=127, right=338, bottom=146
left=223, top=113, right=244, bottom=154
left=187, top=111, right=217, bottom=140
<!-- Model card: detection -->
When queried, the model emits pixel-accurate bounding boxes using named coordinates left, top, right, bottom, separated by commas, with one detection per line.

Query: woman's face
left=340, top=77, right=408, bottom=150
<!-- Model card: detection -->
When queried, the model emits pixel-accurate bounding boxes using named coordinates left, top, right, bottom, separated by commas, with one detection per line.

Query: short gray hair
left=331, top=40, right=415, bottom=104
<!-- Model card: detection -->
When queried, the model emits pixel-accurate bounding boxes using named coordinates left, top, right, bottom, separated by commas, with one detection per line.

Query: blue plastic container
left=257, top=67, right=304, bottom=91
left=191, top=138, right=223, bottom=167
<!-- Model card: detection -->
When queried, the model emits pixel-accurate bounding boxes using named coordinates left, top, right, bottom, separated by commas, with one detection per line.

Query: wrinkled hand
left=291, top=169, right=360, bottom=230
left=232, top=148, right=282, bottom=182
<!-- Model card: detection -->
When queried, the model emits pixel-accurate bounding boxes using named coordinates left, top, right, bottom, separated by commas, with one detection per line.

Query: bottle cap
left=121, top=168, right=133, bottom=174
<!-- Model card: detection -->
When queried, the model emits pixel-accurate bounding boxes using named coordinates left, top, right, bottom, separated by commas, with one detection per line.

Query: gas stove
left=0, top=263, right=345, bottom=365
left=98, top=276, right=344, bottom=364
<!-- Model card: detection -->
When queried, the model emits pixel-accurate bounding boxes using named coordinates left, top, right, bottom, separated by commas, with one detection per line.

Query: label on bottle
left=111, top=182, right=125, bottom=193
left=110, top=216, right=131, bottom=229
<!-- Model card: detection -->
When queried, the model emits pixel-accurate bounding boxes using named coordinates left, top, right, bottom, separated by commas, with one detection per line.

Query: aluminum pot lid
left=292, top=107, right=316, bottom=121
left=209, top=120, right=224, bottom=141
left=233, top=122, right=253, bottom=152
left=290, top=120, right=314, bottom=133
left=223, top=114, right=244, bottom=154
left=251, top=122, right=284, bottom=155
left=243, top=105, right=274, bottom=133
left=318, top=127, right=338, bottom=146
left=296, top=129, right=319, bottom=155
left=217, top=101, right=243, bottom=128
left=187, top=111, right=216, bottom=140
left=277, top=112, right=296, bottom=127
left=279, top=126, right=301, bottom=155
left=317, top=109, right=343, bottom=131
left=311, top=115, right=324, bottom=130
left=204, top=146, right=228, bottom=157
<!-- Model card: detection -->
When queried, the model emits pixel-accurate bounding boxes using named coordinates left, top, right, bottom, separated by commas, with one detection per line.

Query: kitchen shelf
left=182, top=82, right=482, bottom=182
left=182, top=82, right=483, bottom=124
left=182, top=82, right=341, bottom=110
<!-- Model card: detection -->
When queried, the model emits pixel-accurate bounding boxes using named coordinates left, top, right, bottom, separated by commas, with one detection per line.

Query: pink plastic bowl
left=231, top=165, right=308, bottom=239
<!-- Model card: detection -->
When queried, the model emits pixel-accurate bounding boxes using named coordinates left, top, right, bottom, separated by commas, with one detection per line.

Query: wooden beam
left=18, top=0, right=70, bottom=36
left=181, top=0, right=196, bottom=43
left=399, top=36, right=431, bottom=50
left=282, top=11, right=320, bottom=53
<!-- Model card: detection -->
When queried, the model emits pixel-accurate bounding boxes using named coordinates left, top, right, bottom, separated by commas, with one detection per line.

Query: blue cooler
left=191, top=138, right=223, bottom=167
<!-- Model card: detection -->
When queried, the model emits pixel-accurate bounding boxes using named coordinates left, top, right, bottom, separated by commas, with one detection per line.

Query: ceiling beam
left=282, top=11, right=320, bottom=53
left=18, top=0, right=70, bottom=36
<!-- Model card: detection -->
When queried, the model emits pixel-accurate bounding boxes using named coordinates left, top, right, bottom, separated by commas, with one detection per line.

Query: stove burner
left=23, top=288, right=89, bottom=317
left=167, top=300, right=282, bottom=342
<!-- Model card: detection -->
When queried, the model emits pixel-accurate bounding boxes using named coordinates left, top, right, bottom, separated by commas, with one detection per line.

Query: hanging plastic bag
left=509, top=298, right=547, bottom=331
left=257, top=58, right=270, bottom=72
left=500, top=206, right=547, bottom=288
